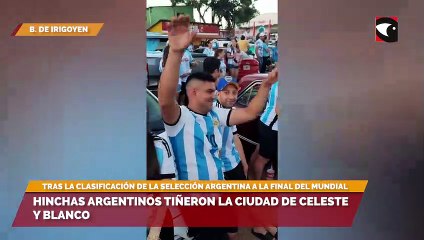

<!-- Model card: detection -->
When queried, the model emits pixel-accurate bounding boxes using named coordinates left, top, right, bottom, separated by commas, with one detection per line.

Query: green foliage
left=172, top=0, right=258, bottom=30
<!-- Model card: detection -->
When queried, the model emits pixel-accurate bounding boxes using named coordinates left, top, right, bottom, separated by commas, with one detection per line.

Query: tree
left=172, top=0, right=211, bottom=23
left=170, top=0, right=179, bottom=6
left=171, top=0, right=258, bottom=32
left=210, top=0, right=258, bottom=30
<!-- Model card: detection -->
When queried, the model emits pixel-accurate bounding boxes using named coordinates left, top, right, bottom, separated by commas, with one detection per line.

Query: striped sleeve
left=153, top=132, right=176, bottom=179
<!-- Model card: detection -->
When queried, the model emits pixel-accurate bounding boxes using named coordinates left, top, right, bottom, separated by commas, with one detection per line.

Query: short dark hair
left=203, top=57, right=221, bottom=74
left=186, top=72, right=215, bottom=84
left=241, top=35, right=245, bottom=40
left=180, top=72, right=215, bottom=106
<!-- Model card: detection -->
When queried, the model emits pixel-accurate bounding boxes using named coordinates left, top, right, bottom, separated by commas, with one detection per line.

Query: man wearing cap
left=256, top=32, right=267, bottom=73
left=215, top=77, right=248, bottom=179
left=215, top=76, right=248, bottom=240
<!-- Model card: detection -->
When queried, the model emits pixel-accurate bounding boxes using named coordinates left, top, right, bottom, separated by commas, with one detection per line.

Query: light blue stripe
left=222, top=127, right=232, bottom=171
left=261, top=83, right=277, bottom=124
left=205, top=112, right=224, bottom=180
left=194, top=121, right=209, bottom=180
left=231, top=143, right=241, bottom=166
left=155, top=146, right=164, bottom=167
left=169, top=127, right=188, bottom=180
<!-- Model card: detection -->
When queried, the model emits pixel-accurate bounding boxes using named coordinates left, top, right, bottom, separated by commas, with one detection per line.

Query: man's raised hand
left=264, top=67, right=278, bottom=86
left=168, top=15, right=196, bottom=53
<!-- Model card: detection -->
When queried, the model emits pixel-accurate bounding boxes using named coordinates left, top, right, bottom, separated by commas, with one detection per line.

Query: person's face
left=217, top=84, right=238, bottom=108
left=219, top=51, right=225, bottom=59
left=189, top=81, right=216, bottom=111
left=208, top=42, right=212, bottom=48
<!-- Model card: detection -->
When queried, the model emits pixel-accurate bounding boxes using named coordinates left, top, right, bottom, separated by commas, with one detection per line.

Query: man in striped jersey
left=250, top=81, right=279, bottom=240
left=215, top=76, right=248, bottom=240
left=215, top=76, right=248, bottom=180
left=251, top=81, right=279, bottom=180
left=158, top=15, right=278, bottom=181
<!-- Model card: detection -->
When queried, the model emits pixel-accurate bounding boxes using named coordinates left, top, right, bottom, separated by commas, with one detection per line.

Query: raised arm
left=158, top=16, right=196, bottom=124
left=234, top=134, right=248, bottom=177
left=228, top=68, right=278, bottom=126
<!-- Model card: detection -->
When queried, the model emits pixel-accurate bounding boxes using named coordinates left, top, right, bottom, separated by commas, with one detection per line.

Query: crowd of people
left=159, top=30, right=276, bottom=84
left=147, top=15, right=279, bottom=240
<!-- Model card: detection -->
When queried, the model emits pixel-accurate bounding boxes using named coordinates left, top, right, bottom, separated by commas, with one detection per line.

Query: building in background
left=236, top=12, right=278, bottom=40
left=147, top=6, right=221, bottom=46
left=146, top=6, right=194, bottom=29
left=147, top=19, right=221, bottom=46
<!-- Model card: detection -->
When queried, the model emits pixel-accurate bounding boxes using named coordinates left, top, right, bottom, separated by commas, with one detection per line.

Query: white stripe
left=260, top=83, right=279, bottom=131
left=184, top=116, right=198, bottom=180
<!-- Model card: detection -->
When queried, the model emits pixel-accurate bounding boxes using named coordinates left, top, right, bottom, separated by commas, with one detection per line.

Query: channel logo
left=375, top=17, right=398, bottom=42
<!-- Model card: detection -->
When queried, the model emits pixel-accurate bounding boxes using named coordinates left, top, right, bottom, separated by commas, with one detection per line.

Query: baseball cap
left=259, top=32, right=266, bottom=37
left=216, top=76, right=239, bottom=91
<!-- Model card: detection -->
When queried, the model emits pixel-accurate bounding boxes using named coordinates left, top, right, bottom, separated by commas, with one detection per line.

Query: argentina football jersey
left=260, top=82, right=279, bottom=131
left=214, top=101, right=241, bottom=172
left=164, top=106, right=231, bottom=180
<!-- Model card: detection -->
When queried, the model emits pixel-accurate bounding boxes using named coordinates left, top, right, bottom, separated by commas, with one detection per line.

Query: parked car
left=238, top=73, right=268, bottom=91
left=147, top=88, right=165, bottom=134
left=193, top=46, right=207, bottom=54
left=147, top=50, right=208, bottom=87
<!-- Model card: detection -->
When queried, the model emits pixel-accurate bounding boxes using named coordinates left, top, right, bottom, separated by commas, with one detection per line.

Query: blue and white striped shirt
left=164, top=106, right=231, bottom=180
left=153, top=131, right=176, bottom=179
left=260, top=82, right=279, bottom=131
left=214, top=101, right=241, bottom=172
